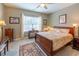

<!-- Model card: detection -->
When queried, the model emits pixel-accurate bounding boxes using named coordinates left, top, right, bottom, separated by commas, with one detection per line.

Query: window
left=23, top=16, right=42, bottom=32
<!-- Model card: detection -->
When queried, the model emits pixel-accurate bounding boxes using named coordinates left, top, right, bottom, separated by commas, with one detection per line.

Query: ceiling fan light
left=40, top=4, right=45, bottom=7
left=36, top=3, right=48, bottom=9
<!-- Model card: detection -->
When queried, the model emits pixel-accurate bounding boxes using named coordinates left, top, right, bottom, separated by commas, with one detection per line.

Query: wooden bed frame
left=35, top=26, right=74, bottom=56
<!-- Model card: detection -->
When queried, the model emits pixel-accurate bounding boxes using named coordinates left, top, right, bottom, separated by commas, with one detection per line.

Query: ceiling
left=4, top=3, right=75, bottom=14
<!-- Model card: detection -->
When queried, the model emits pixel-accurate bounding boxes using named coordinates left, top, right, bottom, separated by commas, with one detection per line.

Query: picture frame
left=9, top=17, right=19, bottom=24
left=43, top=19, right=47, bottom=25
left=59, top=14, right=67, bottom=24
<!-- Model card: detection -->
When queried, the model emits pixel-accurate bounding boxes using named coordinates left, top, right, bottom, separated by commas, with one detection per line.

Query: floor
left=4, top=38, right=79, bottom=56
left=5, top=38, right=35, bottom=56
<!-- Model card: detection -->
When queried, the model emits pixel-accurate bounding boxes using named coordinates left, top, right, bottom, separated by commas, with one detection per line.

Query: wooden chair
left=0, top=39, right=9, bottom=56
left=0, top=44, right=6, bottom=56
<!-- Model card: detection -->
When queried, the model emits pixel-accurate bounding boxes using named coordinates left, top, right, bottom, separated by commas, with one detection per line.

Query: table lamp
left=43, top=26, right=53, bottom=32
left=0, top=20, right=6, bottom=43
left=73, top=24, right=77, bottom=37
left=73, top=24, right=77, bottom=27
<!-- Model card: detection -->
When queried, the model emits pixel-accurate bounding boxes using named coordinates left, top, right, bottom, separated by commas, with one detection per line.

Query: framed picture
left=43, top=19, right=47, bottom=25
left=9, top=17, right=19, bottom=24
left=59, top=14, right=67, bottom=24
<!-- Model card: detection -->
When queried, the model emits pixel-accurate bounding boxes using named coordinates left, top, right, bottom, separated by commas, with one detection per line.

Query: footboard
left=35, top=34, right=53, bottom=56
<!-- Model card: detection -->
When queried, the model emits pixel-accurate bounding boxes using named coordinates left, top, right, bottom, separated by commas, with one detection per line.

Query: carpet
left=19, top=42, right=46, bottom=56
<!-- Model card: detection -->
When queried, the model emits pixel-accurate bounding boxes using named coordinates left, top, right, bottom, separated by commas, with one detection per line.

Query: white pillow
left=53, top=28, right=61, bottom=33
left=59, top=29, right=69, bottom=34
left=52, top=28, right=69, bottom=34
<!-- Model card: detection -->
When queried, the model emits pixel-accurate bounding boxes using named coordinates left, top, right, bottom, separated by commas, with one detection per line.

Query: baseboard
left=13, top=37, right=28, bottom=41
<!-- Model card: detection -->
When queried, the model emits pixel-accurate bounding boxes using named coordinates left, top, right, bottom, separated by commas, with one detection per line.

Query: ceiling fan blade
left=36, top=5, right=40, bottom=8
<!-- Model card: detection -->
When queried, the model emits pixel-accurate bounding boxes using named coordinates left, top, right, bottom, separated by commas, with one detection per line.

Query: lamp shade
left=0, top=20, right=6, bottom=26
left=43, top=26, right=53, bottom=32
left=73, top=24, right=77, bottom=27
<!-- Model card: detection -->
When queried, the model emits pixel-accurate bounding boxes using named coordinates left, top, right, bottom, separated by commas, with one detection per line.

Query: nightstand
left=28, top=30, right=38, bottom=39
left=72, top=37, right=79, bottom=50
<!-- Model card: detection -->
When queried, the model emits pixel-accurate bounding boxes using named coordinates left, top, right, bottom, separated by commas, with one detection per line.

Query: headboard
left=53, top=26, right=74, bottom=36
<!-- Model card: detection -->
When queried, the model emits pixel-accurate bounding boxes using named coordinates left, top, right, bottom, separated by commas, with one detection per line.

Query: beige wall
left=0, top=4, right=4, bottom=42
left=48, top=4, right=79, bottom=37
left=0, top=4, right=4, bottom=19
left=4, top=6, right=48, bottom=40
left=49, top=4, right=79, bottom=26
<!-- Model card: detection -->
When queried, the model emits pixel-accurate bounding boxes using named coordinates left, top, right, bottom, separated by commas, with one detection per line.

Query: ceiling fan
left=36, top=3, right=48, bottom=9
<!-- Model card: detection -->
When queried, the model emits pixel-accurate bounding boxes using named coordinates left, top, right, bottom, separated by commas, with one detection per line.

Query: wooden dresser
left=5, top=28, right=13, bottom=42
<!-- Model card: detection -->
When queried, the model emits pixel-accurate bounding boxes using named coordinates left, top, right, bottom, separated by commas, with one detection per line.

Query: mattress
left=37, top=32, right=73, bottom=51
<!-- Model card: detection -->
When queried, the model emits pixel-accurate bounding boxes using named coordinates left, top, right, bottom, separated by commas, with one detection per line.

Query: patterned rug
left=19, top=42, right=46, bottom=56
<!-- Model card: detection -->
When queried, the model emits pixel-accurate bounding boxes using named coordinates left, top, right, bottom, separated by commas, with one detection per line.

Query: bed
left=35, top=26, right=74, bottom=56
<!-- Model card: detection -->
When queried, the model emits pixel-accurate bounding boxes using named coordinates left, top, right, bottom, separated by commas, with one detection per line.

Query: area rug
left=19, top=42, right=46, bottom=56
